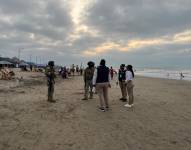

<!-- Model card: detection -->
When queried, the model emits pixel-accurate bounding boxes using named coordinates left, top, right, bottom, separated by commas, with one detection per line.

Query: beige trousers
left=96, top=82, right=109, bottom=108
left=119, top=81, right=127, bottom=99
left=126, top=81, right=134, bottom=105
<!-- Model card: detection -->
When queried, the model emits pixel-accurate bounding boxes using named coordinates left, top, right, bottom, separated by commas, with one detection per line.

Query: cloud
left=0, top=0, right=72, bottom=42
left=85, top=0, right=191, bottom=38
left=82, top=29, right=191, bottom=56
left=0, top=0, right=191, bottom=68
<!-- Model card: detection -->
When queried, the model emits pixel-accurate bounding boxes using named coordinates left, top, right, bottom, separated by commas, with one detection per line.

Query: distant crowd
left=58, top=64, right=83, bottom=78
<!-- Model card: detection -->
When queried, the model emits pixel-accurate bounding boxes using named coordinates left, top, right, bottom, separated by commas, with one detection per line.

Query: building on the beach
left=0, top=61, right=14, bottom=68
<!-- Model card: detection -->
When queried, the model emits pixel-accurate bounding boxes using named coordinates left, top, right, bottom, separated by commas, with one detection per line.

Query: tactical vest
left=96, top=66, right=109, bottom=83
left=118, top=69, right=126, bottom=82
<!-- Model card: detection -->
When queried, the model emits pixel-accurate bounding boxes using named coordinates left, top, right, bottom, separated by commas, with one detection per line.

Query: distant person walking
left=71, top=64, right=75, bottom=76
left=82, top=61, right=95, bottom=100
left=93, top=59, right=111, bottom=112
left=80, top=67, right=83, bottom=76
left=180, top=72, right=184, bottom=80
left=76, top=65, right=79, bottom=75
left=30, top=65, right=33, bottom=72
left=118, top=64, right=127, bottom=102
left=61, top=67, right=67, bottom=79
left=45, top=61, right=56, bottom=103
left=124, top=65, right=135, bottom=108
left=110, top=66, right=114, bottom=80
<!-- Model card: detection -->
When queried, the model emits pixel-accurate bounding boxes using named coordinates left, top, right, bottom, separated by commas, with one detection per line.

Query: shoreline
left=135, top=74, right=191, bottom=82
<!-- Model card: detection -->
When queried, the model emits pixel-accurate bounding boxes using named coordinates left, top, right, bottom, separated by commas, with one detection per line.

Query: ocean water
left=135, top=68, right=191, bottom=81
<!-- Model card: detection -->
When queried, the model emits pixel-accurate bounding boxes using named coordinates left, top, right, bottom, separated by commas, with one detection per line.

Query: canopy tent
left=36, top=64, right=46, bottom=68
left=19, top=62, right=29, bottom=67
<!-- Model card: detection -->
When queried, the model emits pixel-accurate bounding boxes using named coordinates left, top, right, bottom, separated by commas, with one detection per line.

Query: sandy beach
left=0, top=71, right=191, bottom=150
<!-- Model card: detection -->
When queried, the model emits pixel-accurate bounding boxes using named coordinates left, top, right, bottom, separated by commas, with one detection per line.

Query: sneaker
left=124, top=104, right=132, bottom=108
left=98, top=107, right=105, bottom=112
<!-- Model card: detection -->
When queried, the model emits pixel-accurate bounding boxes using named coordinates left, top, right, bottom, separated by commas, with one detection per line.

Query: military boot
left=82, top=97, right=88, bottom=100
left=48, top=96, right=56, bottom=103
left=82, top=94, right=88, bottom=100
left=47, top=96, right=51, bottom=102
left=89, top=92, right=93, bottom=99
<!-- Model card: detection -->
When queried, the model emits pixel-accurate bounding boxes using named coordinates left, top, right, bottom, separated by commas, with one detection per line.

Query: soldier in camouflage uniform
left=82, top=61, right=95, bottom=100
left=45, top=61, right=56, bottom=103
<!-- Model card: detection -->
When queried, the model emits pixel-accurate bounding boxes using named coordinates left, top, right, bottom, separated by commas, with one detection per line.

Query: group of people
left=70, top=64, right=83, bottom=76
left=117, top=64, right=135, bottom=108
left=82, top=59, right=135, bottom=111
left=59, top=67, right=69, bottom=79
left=59, top=65, right=84, bottom=79
left=45, top=59, right=135, bottom=111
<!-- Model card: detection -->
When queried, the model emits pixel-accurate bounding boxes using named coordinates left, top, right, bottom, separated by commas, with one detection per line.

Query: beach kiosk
left=0, top=61, right=13, bottom=68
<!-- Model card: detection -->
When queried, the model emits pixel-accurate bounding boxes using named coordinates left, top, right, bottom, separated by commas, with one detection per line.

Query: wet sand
left=0, top=72, right=191, bottom=150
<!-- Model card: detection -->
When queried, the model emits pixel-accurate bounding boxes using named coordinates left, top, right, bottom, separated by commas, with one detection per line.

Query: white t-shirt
left=126, top=71, right=133, bottom=81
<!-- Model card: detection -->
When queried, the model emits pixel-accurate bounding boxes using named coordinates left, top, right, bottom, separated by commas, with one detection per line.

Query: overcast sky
left=0, top=0, right=191, bottom=69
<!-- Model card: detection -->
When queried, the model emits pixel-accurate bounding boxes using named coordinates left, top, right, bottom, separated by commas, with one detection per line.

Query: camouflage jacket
left=84, top=67, right=95, bottom=81
left=45, top=66, right=56, bottom=83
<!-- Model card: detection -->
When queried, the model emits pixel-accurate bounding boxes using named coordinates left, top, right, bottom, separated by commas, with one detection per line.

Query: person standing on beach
left=124, top=65, right=135, bottom=108
left=180, top=72, right=184, bottom=80
left=93, top=59, right=111, bottom=112
left=30, top=65, right=33, bottom=72
left=45, top=61, right=56, bottom=103
left=71, top=64, right=75, bottom=76
left=76, top=65, right=79, bottom=75
left=110, top=66, right=114, bottom=80
left=118, top=64, right=127, bottom=102
left=82, top=61, right=95, bottom=100
left=80, top=67, right=83, bottom=76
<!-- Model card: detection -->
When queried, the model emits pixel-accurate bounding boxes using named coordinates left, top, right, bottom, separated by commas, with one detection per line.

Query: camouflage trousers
left=84, top=80, right=93, bottom=99
left=48, top=83, right=54, bottom=101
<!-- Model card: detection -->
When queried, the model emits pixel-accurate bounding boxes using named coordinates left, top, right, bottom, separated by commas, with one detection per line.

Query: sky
left=0, top=0, right=191, bottom=69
